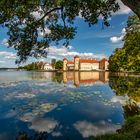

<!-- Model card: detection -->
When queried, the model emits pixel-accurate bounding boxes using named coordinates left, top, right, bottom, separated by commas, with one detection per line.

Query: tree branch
left=37, top=7, right=62, bottom=23
left=121, top=0, right=140, bottom=19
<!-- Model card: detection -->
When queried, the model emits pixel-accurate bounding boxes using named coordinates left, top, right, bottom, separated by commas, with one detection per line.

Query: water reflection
left=74, top=120, right=121, bottom=138
left=109, top=74, right=140, bottom=119
left=16, top=132, right=48, bottom=140
left=109, top=75, right=140, bottom=102
left=29, top=118, right=59, bottom=133
left=0, top=71, right=139, bottom=140
left=63, top=72, right=109, bottom=87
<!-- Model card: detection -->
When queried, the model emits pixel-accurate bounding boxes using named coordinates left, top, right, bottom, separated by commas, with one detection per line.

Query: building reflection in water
left=63, top=72, right=109, bottom=87
left=28, top=71, right=109, bottom=87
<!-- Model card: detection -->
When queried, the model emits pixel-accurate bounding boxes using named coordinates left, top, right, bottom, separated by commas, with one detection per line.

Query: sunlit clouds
left=110, top=28, right=126, bottom=43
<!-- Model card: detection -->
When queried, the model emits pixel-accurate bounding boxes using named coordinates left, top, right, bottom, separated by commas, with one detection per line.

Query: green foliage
left=55, top=60, right=63, bottom=70
left=109, top=74, right=140, bottom=119
left=109, top=75, right=140, bottom=101
left=92, top=75, right=140, bottom=140
left=52, top=72, right=63, bottom=83
left=51, top=58, right=56, bottom=68
left=92, top=115, right=140, bottom=140
left=0, top=1, right=140, bottom=65
left=0, top=0, right=120, bottom=63
left=109, top=15, right=140, bottom=72
left=23, top=61, right=44, bottom=70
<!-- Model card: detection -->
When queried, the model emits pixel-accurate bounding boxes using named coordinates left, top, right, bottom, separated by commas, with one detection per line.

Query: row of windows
left=80, top=66, right=98, bottom=69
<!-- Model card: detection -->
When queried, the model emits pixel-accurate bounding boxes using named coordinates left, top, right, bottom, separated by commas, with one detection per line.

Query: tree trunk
left=121, top=0, right=140, bottom=19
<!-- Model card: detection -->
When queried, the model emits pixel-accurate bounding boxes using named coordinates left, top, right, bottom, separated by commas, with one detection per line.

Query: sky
left=0, top=0, right=132, bottom=68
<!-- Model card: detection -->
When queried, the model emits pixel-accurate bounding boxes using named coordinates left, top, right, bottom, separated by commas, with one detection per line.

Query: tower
left=63, top=58, right=68, bottom=71
left=99, top=58, right=108, bottom=70
left=74, top=55, right=80, bottom=71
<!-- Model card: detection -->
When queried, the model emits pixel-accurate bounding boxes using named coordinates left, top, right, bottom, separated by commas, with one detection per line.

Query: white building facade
left=43, top=63, right=54, bottom=70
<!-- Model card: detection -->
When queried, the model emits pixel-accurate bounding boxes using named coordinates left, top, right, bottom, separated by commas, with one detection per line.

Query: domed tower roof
left=74, top=55, right=79, bottom=59
left=100, top=58, right=108, bottom=62
left=63, top=58, right=67, bottom=61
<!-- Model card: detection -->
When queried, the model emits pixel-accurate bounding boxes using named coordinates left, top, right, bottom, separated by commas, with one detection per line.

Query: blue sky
left=0, top=0, right=132, bottom=68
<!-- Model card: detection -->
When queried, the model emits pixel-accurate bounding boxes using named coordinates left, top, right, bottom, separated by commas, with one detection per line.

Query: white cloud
left=0, top=51, right=16, bottom=59
left=1, top=38, right=8, bottom=46
left=110, top=28, right=126, bottom=43
left=110, top=36, right=123, bottom=43
left=46, top=46, right=68, bottom=54
left=47, top=55, right=57, bottom=59
left=31, top=11, right=42, bottom=19
left=67, top=45, right=73, bottom=50
left=0, top=58, right=17, bottom=68
left=31, top=7, right=44, bottom=19
left=121, top=28, right=126, bottom=34
left=37, top=58, right=46, bottom=62
left=46, top=46, right=107, bottom=59
left=74, top=120, right=121, bottom=138
left=61, top=51, right=107, bottom=59
left=38, top=27, right=51, bottom=36
left=5, top=55, right=16, bottom=59
left=114, top=0, right=131, bottom=15
left=0, top=60, right=5, bottom=63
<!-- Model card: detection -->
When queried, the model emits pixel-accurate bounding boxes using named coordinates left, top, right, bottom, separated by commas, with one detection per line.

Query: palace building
left=63, top=56, right=108, bottom=71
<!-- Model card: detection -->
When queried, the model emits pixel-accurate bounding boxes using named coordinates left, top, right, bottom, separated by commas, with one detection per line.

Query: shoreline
left=0, top=68, right=140, bottom=75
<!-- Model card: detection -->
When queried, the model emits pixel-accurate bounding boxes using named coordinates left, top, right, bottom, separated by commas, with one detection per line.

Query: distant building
left=43, top=63, right=54, bottom=70
left=63, top=56, right=108, bottom=71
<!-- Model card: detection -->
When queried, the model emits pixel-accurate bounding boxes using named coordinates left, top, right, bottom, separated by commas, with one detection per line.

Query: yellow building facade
left=63, top=56, right=108, bottom=71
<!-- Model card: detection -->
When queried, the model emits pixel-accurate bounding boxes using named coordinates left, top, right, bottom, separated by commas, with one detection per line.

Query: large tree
left=0, top=0, right=140, bottom=63
left=109, top=15, right=140, bottom=72
left=55, top=60, right=63, bottom=70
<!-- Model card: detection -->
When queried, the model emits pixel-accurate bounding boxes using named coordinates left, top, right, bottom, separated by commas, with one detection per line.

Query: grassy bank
left=90, top=115, right=140, bottom=140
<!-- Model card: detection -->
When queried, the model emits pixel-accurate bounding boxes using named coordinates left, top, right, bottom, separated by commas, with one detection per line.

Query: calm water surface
left=0, top=71, right=139, bottom=140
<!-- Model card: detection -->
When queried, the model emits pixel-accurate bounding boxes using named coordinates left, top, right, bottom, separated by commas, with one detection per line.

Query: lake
left=0, top=71, right=139, bottom=140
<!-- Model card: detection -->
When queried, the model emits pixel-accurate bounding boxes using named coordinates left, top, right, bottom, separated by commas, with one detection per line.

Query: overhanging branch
left=121, top=0, right=140, bottom=19
left=37, top=7, right=62, bottom=23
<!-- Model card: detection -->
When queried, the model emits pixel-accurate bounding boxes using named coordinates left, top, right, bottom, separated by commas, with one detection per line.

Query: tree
left=55, top=60, right=63, bottom=70
left=0, top=0, right=140, bottom=63
left=109, top=15, right=140, bottom=72
left=121, top=0, right=140, bottom=19
left=23, top=61, right=45, bottom=70
left=51, top=58, right=56, bottom=68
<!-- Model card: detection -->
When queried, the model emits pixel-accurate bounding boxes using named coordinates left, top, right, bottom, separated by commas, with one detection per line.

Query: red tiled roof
left=79, top=59, right=99, bottom=63
left=67, top=61, right=74, bottom=64
left=100, top=58, right=108, bottom=62
left=63, top=57, right=108, bottom=63
left=74, top=55, right=79, bottom=58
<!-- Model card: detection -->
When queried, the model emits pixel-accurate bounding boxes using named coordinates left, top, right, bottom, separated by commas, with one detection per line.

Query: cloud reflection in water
left=74, top=120, right=121, bottom=138
left=29, top=118, right=59, bottom=133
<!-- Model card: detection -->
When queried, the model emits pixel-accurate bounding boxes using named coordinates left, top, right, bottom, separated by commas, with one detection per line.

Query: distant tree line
left=109, top=15, right=140, bottom=72
left=19, top=60, right=63, bottom=71
left=18, top=61, right=45, bottom=70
